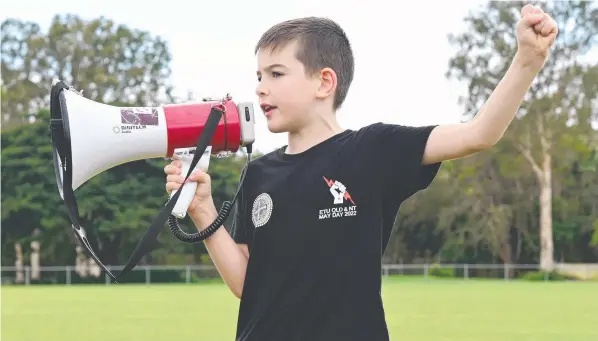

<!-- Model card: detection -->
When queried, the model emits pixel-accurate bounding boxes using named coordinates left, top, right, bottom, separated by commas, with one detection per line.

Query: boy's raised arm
left=421, top=4, right=558, bottom=166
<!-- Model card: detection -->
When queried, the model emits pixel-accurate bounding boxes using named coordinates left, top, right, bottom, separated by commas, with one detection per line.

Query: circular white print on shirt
left=252, top=193, right=273, bottom=228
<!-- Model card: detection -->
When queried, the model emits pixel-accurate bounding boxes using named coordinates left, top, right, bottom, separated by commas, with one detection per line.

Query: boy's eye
left=257, top=72, right=283, bottom=82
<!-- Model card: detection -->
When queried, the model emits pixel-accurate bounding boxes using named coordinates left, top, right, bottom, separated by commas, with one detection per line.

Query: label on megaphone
left=170, top=146, right=212, bottom=219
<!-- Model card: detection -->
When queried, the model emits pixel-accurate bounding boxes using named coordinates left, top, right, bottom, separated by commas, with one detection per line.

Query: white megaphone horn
left=48, top=79, right=255, bottom=282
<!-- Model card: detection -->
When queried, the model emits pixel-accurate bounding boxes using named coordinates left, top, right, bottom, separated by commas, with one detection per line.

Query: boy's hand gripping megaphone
left=48, top=80, right=255, bottom=283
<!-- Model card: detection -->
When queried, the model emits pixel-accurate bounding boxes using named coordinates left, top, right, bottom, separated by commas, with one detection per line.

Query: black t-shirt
left=229, top=122, right=441, bottom=341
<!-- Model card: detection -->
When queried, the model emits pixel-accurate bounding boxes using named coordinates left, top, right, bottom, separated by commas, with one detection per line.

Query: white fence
left=2, top=263, right=597, bottom=286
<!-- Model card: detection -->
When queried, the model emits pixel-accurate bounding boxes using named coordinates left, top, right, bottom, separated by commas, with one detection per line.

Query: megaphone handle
left=170, top=148, right=211, bottom=219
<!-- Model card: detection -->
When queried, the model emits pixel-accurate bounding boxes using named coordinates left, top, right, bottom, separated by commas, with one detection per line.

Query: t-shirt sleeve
left=366, top=122, right=442, bottom=198
left=229, top=168, right=253, bottom=246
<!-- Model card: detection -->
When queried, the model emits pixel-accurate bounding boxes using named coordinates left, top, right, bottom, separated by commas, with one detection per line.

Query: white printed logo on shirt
left=319, top=176, right=357, bottom=220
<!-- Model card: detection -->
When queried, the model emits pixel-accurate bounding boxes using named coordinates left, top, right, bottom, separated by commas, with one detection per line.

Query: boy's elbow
left=470, top=137, right=497, bottom=153
left=466, top=118, right=505, bottom=152
left=470, top=127, right=502, bottom=152
left=232, top=289, right=242, bottom=299
left=231, top=283, right=244, bottom=299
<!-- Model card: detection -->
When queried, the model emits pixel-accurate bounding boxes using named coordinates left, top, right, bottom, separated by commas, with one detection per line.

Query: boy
left=165, top=5, right=557, bottom=341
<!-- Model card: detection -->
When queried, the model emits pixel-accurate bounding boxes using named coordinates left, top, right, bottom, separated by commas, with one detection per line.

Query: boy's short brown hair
left=255, top=17, right=354, bottom=110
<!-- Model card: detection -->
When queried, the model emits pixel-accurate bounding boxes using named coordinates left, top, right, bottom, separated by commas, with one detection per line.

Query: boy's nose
left=255, top=83, right=268, bottom=97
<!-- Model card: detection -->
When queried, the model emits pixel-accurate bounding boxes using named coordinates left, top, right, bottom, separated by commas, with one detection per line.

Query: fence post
left=25, top=266, right=30, bottom=286
left=424, top=264, right=429, bottom=279
left=146, top=267, right=150, bottom=285
left=504, top=264, right=509, bottom=281
left=464, top=264, right=469, bottom=280
left=186, top=266, right=191, bottom=283
left=66, top=266, right=71, bottom=285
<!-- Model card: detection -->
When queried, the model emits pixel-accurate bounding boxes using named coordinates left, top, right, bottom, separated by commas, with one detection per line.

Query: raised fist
left=330, top=181, right=346, bottom=204
left=515, top=4, right=559, bottom=72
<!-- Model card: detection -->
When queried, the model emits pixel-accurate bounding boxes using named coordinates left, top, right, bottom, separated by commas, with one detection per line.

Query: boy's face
left=255, top=40, right=323, bottom=134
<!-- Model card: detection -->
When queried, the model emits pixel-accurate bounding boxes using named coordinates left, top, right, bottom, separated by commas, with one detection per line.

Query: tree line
left=2, top=1, right=597, bottom=272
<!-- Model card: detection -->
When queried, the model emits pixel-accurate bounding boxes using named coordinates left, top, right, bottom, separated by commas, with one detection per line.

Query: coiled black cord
left=168, top=148, right=251, bottom=243
left=168, top=201, right=233, bottom=243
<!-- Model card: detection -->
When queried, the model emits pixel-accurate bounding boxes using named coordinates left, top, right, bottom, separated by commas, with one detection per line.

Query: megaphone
left=48, top=80, right=255, bottom=283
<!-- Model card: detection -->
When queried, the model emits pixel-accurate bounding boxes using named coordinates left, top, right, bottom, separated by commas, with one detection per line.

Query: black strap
left=116, top=106, right=223, bottom=280
left=49, top=81, right=224, bottom=283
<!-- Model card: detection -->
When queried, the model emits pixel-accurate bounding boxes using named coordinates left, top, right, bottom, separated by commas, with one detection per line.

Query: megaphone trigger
left=48, top=80, right=256, bottom=283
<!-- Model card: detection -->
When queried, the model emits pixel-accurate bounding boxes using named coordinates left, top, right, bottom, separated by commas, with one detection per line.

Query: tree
left=445, top=0, right=597, bottom=271
left=1, top=14, right=176, bottom=130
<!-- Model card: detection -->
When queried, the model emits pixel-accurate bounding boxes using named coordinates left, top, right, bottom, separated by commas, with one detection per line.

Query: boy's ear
left=315, top=67, right=337, bottom=100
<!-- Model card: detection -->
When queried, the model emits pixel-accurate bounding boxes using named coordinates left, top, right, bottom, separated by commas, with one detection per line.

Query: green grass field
left=2, top=277, right=597, bottom=341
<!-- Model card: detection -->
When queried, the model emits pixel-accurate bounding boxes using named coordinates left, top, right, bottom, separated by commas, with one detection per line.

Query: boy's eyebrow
left=257, top=63, right=287, bottom=75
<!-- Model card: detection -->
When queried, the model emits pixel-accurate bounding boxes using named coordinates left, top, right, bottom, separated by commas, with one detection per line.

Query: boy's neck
left=285, top=114, right=345, bottom=155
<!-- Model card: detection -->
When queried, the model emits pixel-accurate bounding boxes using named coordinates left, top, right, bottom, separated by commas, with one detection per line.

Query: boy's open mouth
left=261, top=104, right=277, bottom=115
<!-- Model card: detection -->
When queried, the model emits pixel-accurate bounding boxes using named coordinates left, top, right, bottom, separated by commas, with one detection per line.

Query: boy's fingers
left=541, top=17, right=557, bottom=37
left=522, top=13, right=544, bottom=27
left=165, top=182, right=181, bottom=193
left=166, top=175, right=184, bottom=184
left=187, top=171, right=200, bottom=182
left=188, top=170, right=210, bottom=183
left=520, top=4, right=534, bottom=17
left=164, top=164, right=181, bottom=175
left=164, top=164, right=173, bottom=174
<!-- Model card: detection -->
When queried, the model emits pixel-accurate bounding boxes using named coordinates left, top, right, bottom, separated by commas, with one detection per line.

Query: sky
left=3, top=0, right=587, bottom=154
